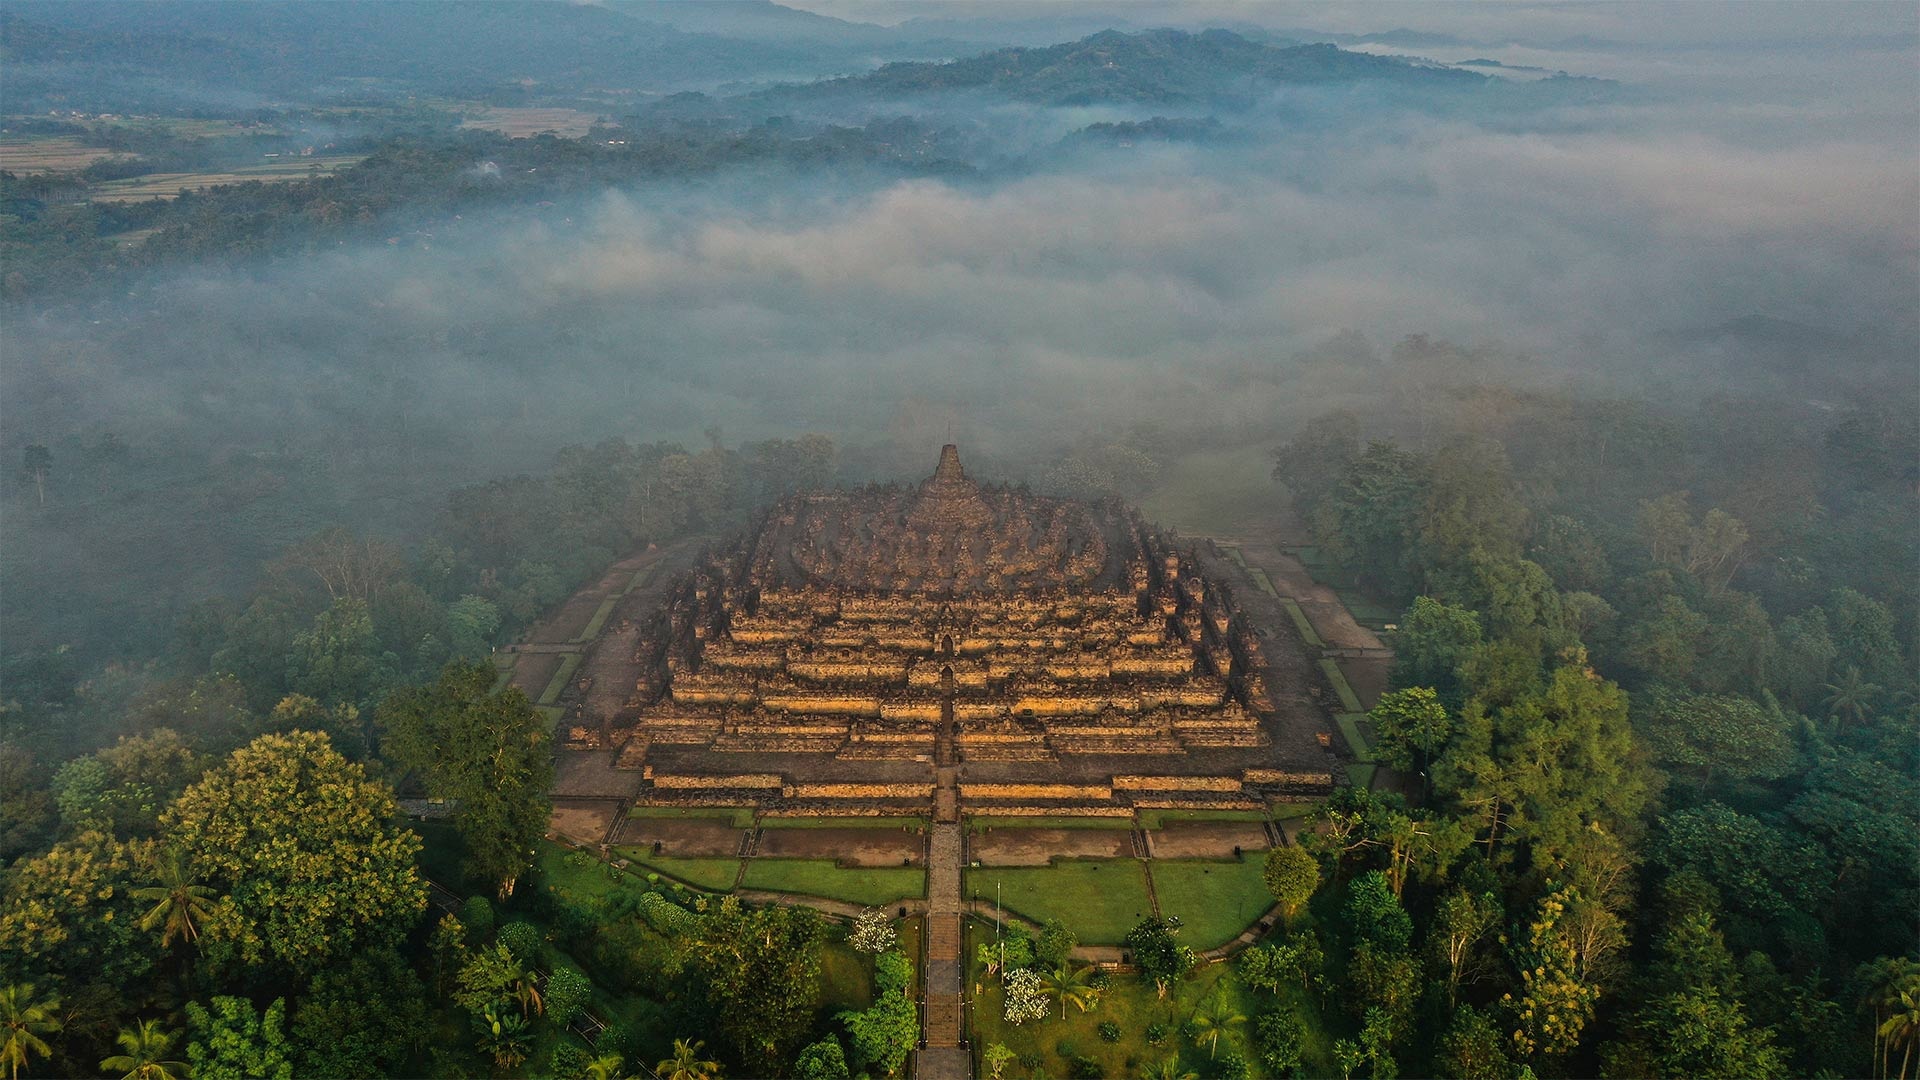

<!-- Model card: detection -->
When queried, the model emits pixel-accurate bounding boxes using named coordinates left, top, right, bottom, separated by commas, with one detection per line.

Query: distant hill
left=743, top=28, right=1488, bottom=109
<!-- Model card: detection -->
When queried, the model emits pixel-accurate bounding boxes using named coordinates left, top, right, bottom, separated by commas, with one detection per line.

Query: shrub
left=1211, top=1051, right=1251, bottom=1080
left=1087, top=968, right=1111, bottom=990
left=460, top=895, right=495, bottom=940
left=637, top=890, right=698, bottom=936
left=1070, top=1054, right=1104, bottom=1079
left=1098, top=1021, right=1122, bottom=1043
left=548, top=1042, right=589, bottom=1079
left=1256, top=1011, right=1305, bottom=1076
left=544, top=965, right=593, bottom=1027
left=1145, top=1022, right=1169, bottom=1046
left=498, top=920, right=542, bottom=964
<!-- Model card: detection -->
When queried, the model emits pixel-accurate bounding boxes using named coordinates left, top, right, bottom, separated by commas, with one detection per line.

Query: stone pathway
left=914, top=821, right=970, bottom=1079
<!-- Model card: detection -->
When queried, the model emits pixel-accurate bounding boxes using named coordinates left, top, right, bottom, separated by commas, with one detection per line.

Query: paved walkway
left=914, top=820, right=970, bottom=1079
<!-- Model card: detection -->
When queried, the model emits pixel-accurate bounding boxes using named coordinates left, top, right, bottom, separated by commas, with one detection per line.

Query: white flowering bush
left=1003, top=967, right=1048, bottom=1025
left=850, top=907, right=898, bottom=953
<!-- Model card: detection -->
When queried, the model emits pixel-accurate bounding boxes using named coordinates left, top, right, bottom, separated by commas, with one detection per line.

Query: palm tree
left=1823, top=666, right=1880, bottom=730
left=584, top=1052, right=628, bottom=1080
left=1140, top=1056, right=1197, bottom=1080
left=133, top=850, right=219, bottom=949
left=656, top=1037, right=722, bottom=1080
left=100, top=1019, right=188, bottom=1080
left=508, top=965, right=543, bottom=1018
left=1188, top=991, right=1247, bottom=1060
left=1880, top=978, right=1920, bottom=1080
left=0, top=984, right=61, bottom=1080
left=1039, top=963, right=1099, bottom=1019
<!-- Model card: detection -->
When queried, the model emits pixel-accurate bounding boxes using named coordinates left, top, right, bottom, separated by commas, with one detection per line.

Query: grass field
left=1148, top=857, right=1274, bottom=950
left=1137, top=808, right=1272, bottom=829
left=629, top=805, right=756, bottom=828
left=740, top=859, right=926, bottom=906
left=968, top=815, right=1135, bottom=832
left=760, top=815, right=927, bottom=830
left=572, top=595, right=619, bottom=643
left=1280, top=598, right=1326, bottom=648
left=1334, top=713, right=1375, bottom=763
left=616, top=851, right=742, bottom=892
left=88, top=155, right=362, bottom=201
left=965, top=859, right=1155, bottom=944
left=537, top=652, right=583, bottom=705
left=1318, top=658, right=1364, bottom=712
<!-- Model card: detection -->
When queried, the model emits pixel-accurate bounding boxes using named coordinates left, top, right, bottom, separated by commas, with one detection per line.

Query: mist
left=3, top=8, right=1915, bottom=658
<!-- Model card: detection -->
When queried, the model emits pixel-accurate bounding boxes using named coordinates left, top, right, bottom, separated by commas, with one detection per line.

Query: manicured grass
left=1137, top=808, right=1271, bottom=829
left=1318, top=658, right=1364, bottom=712
left=965, top=859, right=1155, bottom=945
left=1335, top=713, right=1375, bottom=763
left=538, top=652, right=584, bottom=705
left=969, top=815, right=1135, bottom=832
left=615, top=850, right=743, bottom=892
left=628, top=805, right=757, bottom=829
left=572, top=595, right=619, bottom=643
left=966, top=918, right=1268, bottom=1079
left=1223, top=545, right=1249, bottom=568
left=761, top=815, right=927, bottom=830
left=1346, top=762, right=1379, bottom=789
left=1249, top=568, right=1279, bottom=598
left=740, top=859, right=927, bottom=906
left=818, top=937, right=877, bottom=1015
left=1271, top=801, right=1318, bottom=821
left=1280, top=598, right=1326, bottom=648
left=1148, top=857, right=1275, bottom=950
left=536, top=704, right=564, bottom=728
left=625, top=565, right=655, bottom=593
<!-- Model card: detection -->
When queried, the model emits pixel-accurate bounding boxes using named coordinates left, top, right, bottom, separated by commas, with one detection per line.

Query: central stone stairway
left=914, top=821, right=970, bottom=1079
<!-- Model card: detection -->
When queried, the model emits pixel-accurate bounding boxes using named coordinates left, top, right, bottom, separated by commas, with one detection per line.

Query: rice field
left=87, top=155, right=363, bottom=202
left=0, top=136, right=120, bottom=173
left=458, top=107, right=603, bottom=138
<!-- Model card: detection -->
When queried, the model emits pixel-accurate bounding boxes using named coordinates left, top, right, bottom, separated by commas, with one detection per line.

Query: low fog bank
left=3, top=22, right=1914, bottom=655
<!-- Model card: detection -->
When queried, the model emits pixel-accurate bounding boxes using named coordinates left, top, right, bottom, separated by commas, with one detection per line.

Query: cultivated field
left=88, top=155, right=363, bottom=202
left=458, top=107, right=603, bottom=138
left=0, top=136, right=121, bottom=173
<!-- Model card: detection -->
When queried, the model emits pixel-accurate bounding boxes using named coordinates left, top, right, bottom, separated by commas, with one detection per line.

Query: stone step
left=924, top=993, right=963, bottom=1047
left=927, top=914, right=962, bottom=961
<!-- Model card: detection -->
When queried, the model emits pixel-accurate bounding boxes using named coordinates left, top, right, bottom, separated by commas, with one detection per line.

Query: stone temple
left=575, top=446, right=1336, bottom=821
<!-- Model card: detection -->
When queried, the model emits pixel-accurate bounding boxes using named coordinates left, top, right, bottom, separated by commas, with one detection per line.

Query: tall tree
left=185, top=996, right=294, bottom=1080
left=161, top=731, right=425, bottom=976
left=691, top=898, right=824, bottom=1074
left=1262, top=845, right=1319, bottom=925
left=377, top=661, right=552, bottom=899
left=133, top=849, right=220, bottom=950
left=656, top=1038, right=722, bottom=1080
left=0, top=984, right=59, bottom=1080
left=101, top=1019, right=187, bottom=1080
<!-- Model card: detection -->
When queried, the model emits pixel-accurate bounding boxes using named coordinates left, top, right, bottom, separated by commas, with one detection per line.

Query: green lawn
left=614, top=850, right=742, bottom=892
left=965, top=859, right=1155, bottom=944
left=1347, top=762, right=1378, bottom=789
left=1137, top=808, right=1271, bottom=829
left=1318, top=658, right=1364, bottom=712
left=740, top=859, right=926, bottom=906
left=1249, top=568, right=1279, bottom=598
left=968, top=815, right=1135, bottom=832
left=761, top=815, right=927, bottom=830
left=572, top=596, right=619, bottom=643
left=1334, top=713, right=1375, bottom=763
left=627, top=805, right=757, bottom=828
left=1280, top=598, right=1325, bottom=648
left=1271, top=801, right=1317, bottom=821
left=625, top=565, right=655, bottom=593
left=1148, top=857, right=1275, bottom=950
left=538, top=652, right=583, bottom=705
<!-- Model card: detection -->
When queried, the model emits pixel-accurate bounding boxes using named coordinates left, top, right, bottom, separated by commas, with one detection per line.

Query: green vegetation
left=1317, top=658, right=1364, bottom=712
left=966, top=860, right=1155, bottom=945
left=536, top=653, right=583, bottom=706
left=613, top=852, right=742, bottom=893
left=1148, top=858, right=1274, bottom=950
left=739, top=860, right=926, bottom=906
left=1280, top=598, right=1324, bottom=647
left=572, top=597, right=619, bottom=644
left=969, top=815, right=1134, bottom=832
left=1137, top=808, right=1273, bottom=828
left=1333, top=713, right=1375, bottom=763
left=760, top=816, right=927, bottom=830
left=627, top=806, right=757, bottom=829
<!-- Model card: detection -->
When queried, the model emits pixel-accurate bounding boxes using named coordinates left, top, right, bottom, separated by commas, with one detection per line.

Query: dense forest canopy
left=0, top=3, right=1914, bottom=1079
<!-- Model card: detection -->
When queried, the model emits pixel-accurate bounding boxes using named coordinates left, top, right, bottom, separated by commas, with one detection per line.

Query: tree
left=0, top=984, right=59, bottom=1080
left=1036, top=918, right=1077, bottom=970
left=1430, top=889, right=1501, bottom=1009
left=456, top=942, right=538, bottom=1016
left=1367, top=687, right=1451, bottom=775
left=1437, top=1005, right=1511, bottom=1080
left=101, top=1019, right=188, bottom=1080
left=841, top=950, right=916, bottom=1077
left=690, top=898, right=824, bottom=1073
left=1344, top=871, right=1411, bottom=951
left=1391, top=597, right=1482, bottom=704
left=1504, top=886, right=1597, bottom=1063
left=1124, top=916, right=1194, bottom=998
left=849, top=907, right=897, bottom=954
left=161, top=731, right=425, bottom=976
left=19, top=445, right=50, bottom=506
left=1637, top=689, right=1796, bottom=786
left=584, top=1052, right=629, bottom=1080
left=981, top=1043, right=1017, bottom=1080
left=1190, top=988, right=1247, bottom=1059
left=656, top=1037, right=722, bottom=1080
left=1255, top=1010, right=1304, bottom=1076
left=1879, top=977, right=1920, bottom=1080
left=1823, top=665, right=1881, bottom=730
left=544, top=965, right=593, bottom=1028
left=1609, top=903, right=1787, bottom=1079
left=377, top=661, right=552, bottom=899
left=1144, top=1055, right=1198, bottom=1080
left=186, top=996, right=295, bottom=1080
left=1262, top=845, right=1318, bottom=925
left=0, top=832, right=156, bottom=992
left=794, top=1038, right=850, bottom=1080
left=1039, top=962, right=1098, bottom=1019
left=134, top=848, right=219, bottom=949
left=291, top=946, right=428, bottom=1079
left=287, top=598, right=390, bottom=711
